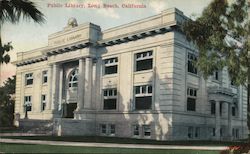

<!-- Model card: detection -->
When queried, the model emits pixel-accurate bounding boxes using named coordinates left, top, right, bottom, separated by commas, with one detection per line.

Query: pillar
left=228, top=103, right=232, bottom=140
left=58, top=68, right=64, bottom=111
left=84, top=57, right=92, bottom=109
left=51, top=63, right=60, bottom=111
left=76, top=58, right=85, bottom=111
left=46, top=65, right=53, bottom=110
left=215, top=100, right=221, bottom=140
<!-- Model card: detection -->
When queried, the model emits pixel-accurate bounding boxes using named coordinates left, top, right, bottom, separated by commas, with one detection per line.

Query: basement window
left=104, top=57, right=118, bottom=75
left=103, top=88, right=117, bottom=110
left=135, top=51, right=153, bottom=71
left=134, top=85, right=152, bottom=110
left=143, top=125, right=151, bottom=137
left=133, top=125, right=140, bottom=136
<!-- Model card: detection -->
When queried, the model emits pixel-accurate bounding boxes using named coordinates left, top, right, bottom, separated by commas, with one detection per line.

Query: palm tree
left=0, top=0, right=45, bottom=84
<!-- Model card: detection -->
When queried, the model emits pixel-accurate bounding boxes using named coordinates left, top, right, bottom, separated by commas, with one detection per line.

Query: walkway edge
left=0, top=138, right=228, bottom=151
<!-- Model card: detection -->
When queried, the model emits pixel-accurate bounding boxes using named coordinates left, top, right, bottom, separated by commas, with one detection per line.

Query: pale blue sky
left=0, top=0, right=212, bottom=83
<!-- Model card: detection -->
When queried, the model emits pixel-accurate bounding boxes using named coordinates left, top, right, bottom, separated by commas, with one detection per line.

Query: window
left=24, top=96, right=32, bottom=111
left=100, top=124, right=115, bottom=136
left=188, top=126, right=193, bottom=139
left=68, top=69, right=78, bottom=88
left=187, top=88, right=197, bottom=111
left=143, top=125, right=151, bottom=137
left=231, top=80, right=236, bottom=86
left=233, top=128, right=239, bottom=139
left=109, top=124, right=115, bottom=135
left=41, top=95, right=46, bottom=111
left=135, top=51, right=153, bottom=71
left=104, top=57, right=118, bottom=75
left=212, top=128, right=216, bottom=136
left=133, top=125, right=140, bottom=136
left=103, top=88, right=117, bottom=110
left=187, top=53, right=197, bottom=74
left=213, top=70, right=220, bottom=81
left=211, top=101, right=216, bottom=115
left=232, top=106, right=236, bottom=116
left=42, top=71, right=48, bottom=84
left=195, top=127, right=200, bottom=138
left=101, top=124, right=106, bottom=134
left=25, top=73, right=33, bottom=85
left=134, top=85, right=152, bottom=110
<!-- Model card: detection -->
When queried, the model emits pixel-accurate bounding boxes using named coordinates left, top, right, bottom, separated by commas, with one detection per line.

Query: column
left=215, top=100, right=221, bottom=140
left=76, top=58, right=85, bottom=111
left=46, top=65, right=53, bottom=110
left=228, top=103, right=232, bottom=140
left=58, top=68, right=64, bottom=111
left=84, top=57, right=93, bottom=109
left=51, top=63, right=60, bottom=111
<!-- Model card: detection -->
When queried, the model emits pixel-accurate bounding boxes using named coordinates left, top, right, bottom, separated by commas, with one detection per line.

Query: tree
left=0, top=76, right=16, bottom=126
left=0, top=0, right=45, bottom=84
left=183, top=0, right=250, bottom=128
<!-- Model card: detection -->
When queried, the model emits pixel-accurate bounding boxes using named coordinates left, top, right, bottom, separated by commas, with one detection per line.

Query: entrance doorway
left=62, top=103, right=77, bottom=118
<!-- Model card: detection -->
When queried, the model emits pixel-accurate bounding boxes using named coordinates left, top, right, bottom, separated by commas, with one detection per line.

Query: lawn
left=0, top=143, right=221, bottom=154
left=0, top=135, right=246, bottom=146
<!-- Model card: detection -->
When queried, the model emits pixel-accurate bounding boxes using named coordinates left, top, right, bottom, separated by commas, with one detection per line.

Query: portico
left=208, top=86, right=235, bottom=140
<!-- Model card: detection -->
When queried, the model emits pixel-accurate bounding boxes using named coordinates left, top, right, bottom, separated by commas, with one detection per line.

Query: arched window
left=68, top=69, right=78, bottom=88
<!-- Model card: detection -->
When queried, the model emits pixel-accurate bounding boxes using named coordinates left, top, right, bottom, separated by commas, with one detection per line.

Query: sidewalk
left=0, top=138, right=228, bottom=151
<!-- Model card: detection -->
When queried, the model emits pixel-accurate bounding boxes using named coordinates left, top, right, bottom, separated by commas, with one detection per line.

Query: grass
left=0, top=135, right=246, bottom=146
left=0, top=143, right=221, bottom=154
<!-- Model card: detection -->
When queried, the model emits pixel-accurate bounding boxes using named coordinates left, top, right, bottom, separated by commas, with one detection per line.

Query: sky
left=0, top=0, right=212, bottom=85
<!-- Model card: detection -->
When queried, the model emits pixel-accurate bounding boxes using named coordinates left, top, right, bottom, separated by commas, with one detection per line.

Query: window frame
left=103, top=88, right=117, bottom=110
left=187, top=88, right=197, bottom=111
left=41, top=94, right=46, bottom=111
left=134, top=84, right=153, bottom=110
left=24, top=96, right=32, bottom=112
left=68, top=69, right=78, bottom=88
left=187, top=52, right=198, bottom=75
left=42, top=70, right=48, bottom=84
left=135, top=50, right=153, bottom=72
left=143, top=125, right=151, bottom=138
left=25, top=73, right=33, bottom=86
left=103, top=57, right=118, bottom=75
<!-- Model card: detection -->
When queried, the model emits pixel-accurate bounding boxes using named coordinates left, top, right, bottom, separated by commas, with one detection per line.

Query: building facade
left=14, top=8, right=248, bottom=140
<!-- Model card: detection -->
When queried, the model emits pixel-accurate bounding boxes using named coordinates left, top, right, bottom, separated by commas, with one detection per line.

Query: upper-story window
left=187, top=53, right=197, bottom=74
left=104, top=57, right=118, bottom=75
left=25, top=73, right=33, bottom=85
left=68, top=69, right=78, bottom=88
left=187, top=88, right=197, bottom=111
left=135, top=51, right=153, bottom=72
left=42, top=71, right=48, bottom=84
left=24, top=96, right=32, bottom=111
left=103, top=88, right=117, bottom=110
left=213, top=70, right=220, bottom=81
left=134, top=84, right=152, bottom=110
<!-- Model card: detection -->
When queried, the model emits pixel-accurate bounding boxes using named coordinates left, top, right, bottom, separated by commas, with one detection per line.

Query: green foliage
left=183, top=0, right=250, bottom=129
left=183, top=0, right=249, bottom=86
left=0, top=42, right=13, bottom=64
left=0, top=76, right=16, bottom=127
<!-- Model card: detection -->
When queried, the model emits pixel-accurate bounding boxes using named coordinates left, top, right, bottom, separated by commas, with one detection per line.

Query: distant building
left=14, top=8, right=248, bottom=140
